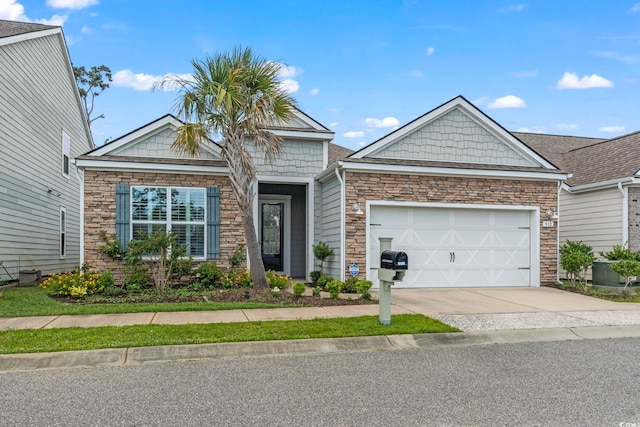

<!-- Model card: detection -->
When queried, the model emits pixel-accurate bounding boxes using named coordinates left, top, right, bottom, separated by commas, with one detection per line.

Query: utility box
left=19, top=269, right=41, bottom=285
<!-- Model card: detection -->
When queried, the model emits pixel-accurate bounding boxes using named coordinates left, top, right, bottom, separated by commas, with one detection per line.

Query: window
left=131, top=186, right=206, bottom=257
left=60, top=207, right=66, bottom=258
left=62, top=132, right=70, bottom=177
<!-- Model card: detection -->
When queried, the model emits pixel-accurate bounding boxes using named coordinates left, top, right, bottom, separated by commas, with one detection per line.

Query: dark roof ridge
left=565, top=129, right=640, bottom=154
left=512, top=131, right=603, bottom=141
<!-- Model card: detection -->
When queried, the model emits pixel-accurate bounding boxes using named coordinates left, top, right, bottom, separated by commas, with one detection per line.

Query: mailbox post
left=377, top=237, right=407, bottom=325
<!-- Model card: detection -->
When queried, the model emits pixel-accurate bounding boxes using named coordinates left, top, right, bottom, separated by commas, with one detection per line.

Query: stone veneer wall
left=628, top=186, right=640, bottom=252
left=344, top=172, right=559, bottom=285
left=84, top=170, right=243, bottom=283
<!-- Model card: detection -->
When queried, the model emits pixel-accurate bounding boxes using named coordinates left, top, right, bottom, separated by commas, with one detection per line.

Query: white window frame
left=62, top=132, right=70, bottom=178
left=60, top=206, right=66, bottom=259
left=130, top=186, right=207, bottom=259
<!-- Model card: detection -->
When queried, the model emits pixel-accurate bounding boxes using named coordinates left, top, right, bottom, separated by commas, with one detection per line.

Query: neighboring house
left=77, top=96, right=569, bottom=289
left=0, top=20, right=94, bottom=281
left=519, top=130, right=640, bottom=277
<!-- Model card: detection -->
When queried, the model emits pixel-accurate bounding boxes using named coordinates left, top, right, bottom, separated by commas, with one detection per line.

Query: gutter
left=334, top=166, right=346, bottom=281
left=74, top=160, right=85, bottom=265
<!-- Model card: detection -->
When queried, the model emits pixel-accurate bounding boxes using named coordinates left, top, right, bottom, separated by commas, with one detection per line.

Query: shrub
left=124, top=268, right=151, bottom=289
left=40, top=268, right=105, bottom=298
left=312, top=286, right=322, bottom=297
left=266, top=270, right=292, bottom=290
left=325, top=280, right=343, bottom=299
left=293, top=282, right=307, bottom=297
left=356, top=280, right=373, bottom=300
left=600, top=244, right=640, bottom=261
left=193, top=262, right=224, bottom=288
left=98, top=270, right=115, bottom=289
left=560, top=240, right=595, bottom=292
left=230, top=244, right=246, bottom=270
left=312, top=241, right=334, bottom=274
left=317, top=275, right=333, bottom=289
left=611, top=259, right=640, bottom=292
left=99, top=230, right=124, bottom=260
left=310, top=270, right=322, bottom=284
left=222, top=270, right=253, bottom=289
left=342, top=277, right=359, bottom=293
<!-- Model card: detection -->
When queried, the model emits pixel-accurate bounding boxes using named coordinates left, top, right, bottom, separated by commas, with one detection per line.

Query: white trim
left=75, top=163, right=85, bottom=265
left=291, top=109, right=331, bottom=131
left=351, top=96, right=557, bottom=169
left=88, top=115, right=222, bottom=158
left=258, top=195, right=292, bottom=276
left=0, top=27, right=61, bottom=47
left=334, top=168, right=346, bottom=281
left=269, top=129, right=333, bottom=141
left=323, top=141, right=329, bottom=170
left=62, top=131, right=71, bottom=178
left=340, top=160, right=568, bottom=181
left=566, top=177, right=638, bottom=193
left=76, top=159, right=228, bottom=175
left=364, top=201, right=541, bottom=287
left=619, top=182, right=629, bottom=245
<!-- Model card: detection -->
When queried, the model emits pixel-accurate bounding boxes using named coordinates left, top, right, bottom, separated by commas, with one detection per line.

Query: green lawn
left=0, top=286, right=297, bottom=318
left=0, top=314, right=458, bottom=354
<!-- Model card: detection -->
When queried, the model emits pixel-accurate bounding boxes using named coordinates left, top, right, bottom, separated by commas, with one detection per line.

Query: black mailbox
left=380, top=250, right=408, bottom=270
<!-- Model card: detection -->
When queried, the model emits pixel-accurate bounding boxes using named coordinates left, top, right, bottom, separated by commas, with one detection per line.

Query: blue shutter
left=207, top=187, right=220, bottom=259
left=115, top=184, right=130, bottom=251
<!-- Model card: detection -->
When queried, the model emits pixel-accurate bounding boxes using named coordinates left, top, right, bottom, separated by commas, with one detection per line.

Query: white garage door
left=369, top=206, right=531, bottom=288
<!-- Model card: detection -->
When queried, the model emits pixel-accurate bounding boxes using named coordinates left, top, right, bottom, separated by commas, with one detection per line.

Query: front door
left=259, top=196, right=291, bottom=274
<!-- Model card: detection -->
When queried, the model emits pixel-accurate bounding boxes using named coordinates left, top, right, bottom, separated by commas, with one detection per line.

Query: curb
left=2, top=325, right=640, bottom=372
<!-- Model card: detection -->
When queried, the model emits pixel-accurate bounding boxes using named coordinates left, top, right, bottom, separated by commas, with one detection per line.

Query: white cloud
left=599, top=126, right=625, bottom=133
left=516, top=126, right=546, bottom=133
left=113, top=69, right=193, bottom=91
left=511, top=70, right=538, bottom=78
left=279, top=78, right=299, bottom=94
left=329, top=122, right=339, bottom=128
left=425, top=47, right=435, bottom=56
left=46, top=0, right=98, bottom=9
left=592, top=51, right=639, bottom=63
left=344, top=131, right=364, bottom=138
left=271, top=62, right=301, bottom=94
left=358, top=141, right=366, bottom=147
left=630, top=3, right=640, bottom=12
left=81, top=25, right=91, bottom=34
left=408, top=70, right=423, bottom=77
left=556, top=123, right=580, bottom=131
left=488, top=95, right=526, bottom=109
left=556, top=72, right=613, bottom=89
left=365, top=117, right=400, bottom=128
left=309, top=87, right=319, bottom=95
left=499, top=4, right=526, bottom=12
left=473, top=96, right=490, bottom=105
left=0, top=0, right=67, bottom=24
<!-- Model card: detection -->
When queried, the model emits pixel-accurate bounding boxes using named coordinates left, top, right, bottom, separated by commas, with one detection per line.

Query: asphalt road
left=1, top=338, right=639, bottom=426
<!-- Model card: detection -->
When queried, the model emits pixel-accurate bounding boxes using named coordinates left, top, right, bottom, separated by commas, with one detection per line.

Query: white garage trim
left=365, top=201, right=541, bottom=288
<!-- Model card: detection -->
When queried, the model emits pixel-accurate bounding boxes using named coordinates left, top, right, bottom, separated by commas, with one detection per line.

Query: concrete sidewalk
left=2, top=287, right=640, bottom=372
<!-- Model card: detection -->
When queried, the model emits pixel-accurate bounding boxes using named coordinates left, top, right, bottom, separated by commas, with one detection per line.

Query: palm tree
left=161, top=47, right=296, bottom=289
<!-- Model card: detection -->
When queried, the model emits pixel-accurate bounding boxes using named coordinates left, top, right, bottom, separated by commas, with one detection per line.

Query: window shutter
left=115, top=184, right=130, bottom=250
left=207, top=186, right=220, bottom=259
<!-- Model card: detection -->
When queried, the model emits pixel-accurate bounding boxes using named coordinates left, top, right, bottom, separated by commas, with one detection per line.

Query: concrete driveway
left=379, top=286, right=640, bottom=331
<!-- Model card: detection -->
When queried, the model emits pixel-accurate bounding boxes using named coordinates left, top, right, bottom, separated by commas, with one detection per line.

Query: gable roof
left=349, top=95, right=558, bottom=170
left=328, top=143, right=354, bottom=166
left=0, top=19, right=57, bottom=39
left=268, top=108, right=335, bottom=141
left=513, top=132, right=604, bottom=172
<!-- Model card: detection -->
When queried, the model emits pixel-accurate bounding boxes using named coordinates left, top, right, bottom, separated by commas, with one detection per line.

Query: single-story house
left=77, top=96, right=569, bottom=288
left=517, top=130, right=640, bottom=277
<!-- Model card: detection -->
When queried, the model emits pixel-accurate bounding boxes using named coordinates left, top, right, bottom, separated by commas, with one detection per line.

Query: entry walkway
left=1, top=287, right=639, bottom=332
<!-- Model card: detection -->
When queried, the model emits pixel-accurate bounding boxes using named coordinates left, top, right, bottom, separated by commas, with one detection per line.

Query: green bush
left=325, top=280, right=343, bottom=299
left=310, top=270, right=322, bottom=284
left=193, top=262, right=224, bottom=288
left=222, top=270, right=253, bottom=289
left=312, top=286, right=322, bottom=297
left=342, top=277, right=358, bottom=293
left=266, top=270, right=292, bottom=289
left=317, top=275, right=333, bottom=289
left=560, top=240, right=595, bottom=292
left=40, top=268, right=106, bottom=298
left=312, top=241, right=334, bottom=274
left=601, top=244, right=640, bottom=261
left=124, top=269, right=151, bottom=289
left=293, top=282, right=307, bottom=297
left=230, top=244, right=246, bottom=270
left=356, top=280, right=373, bottom=300
left=611, top=259, right=640, bottom=291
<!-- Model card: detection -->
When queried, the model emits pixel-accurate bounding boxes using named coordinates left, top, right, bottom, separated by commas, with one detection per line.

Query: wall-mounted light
left=546, top=209, right=558, bottom=219
left=47, top=187, right=61, bottom=197
left=352, top=202, right=364, bottom=215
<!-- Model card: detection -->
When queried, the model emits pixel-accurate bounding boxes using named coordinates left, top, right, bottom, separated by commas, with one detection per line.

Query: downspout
left=335, top=165, right=346, bottom=281
left=618, top=182, right=628, bottom=245
left=74, top=161, right=85, bottom=265
left=556, top=181, right=561, bottom=284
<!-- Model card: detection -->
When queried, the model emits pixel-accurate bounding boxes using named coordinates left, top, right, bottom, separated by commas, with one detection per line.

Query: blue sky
left=3, top=0, right=640, bottom=148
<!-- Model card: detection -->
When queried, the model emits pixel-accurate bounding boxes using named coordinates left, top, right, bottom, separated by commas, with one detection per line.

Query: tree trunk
left=240, top=206, right=269, bottom=289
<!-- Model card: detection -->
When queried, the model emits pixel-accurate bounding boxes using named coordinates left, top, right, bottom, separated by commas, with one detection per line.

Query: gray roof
left=328, top=143, right=354, bottom=166
left=0, top=19, right=57, bottom=39
left=514, top=131, right=640, bottom=187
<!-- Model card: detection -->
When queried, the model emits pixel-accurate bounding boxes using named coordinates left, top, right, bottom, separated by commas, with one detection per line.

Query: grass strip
left=0, top=287, right=297, bottom=318
left=0, top=314, right=458, bottom=354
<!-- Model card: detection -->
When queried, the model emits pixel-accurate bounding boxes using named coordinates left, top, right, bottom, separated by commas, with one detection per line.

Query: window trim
left=62, top=132, right=70, bottom=178
left=59, top=206, right=66, bottom=259
left=130, top=186, right=207, bottom=259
